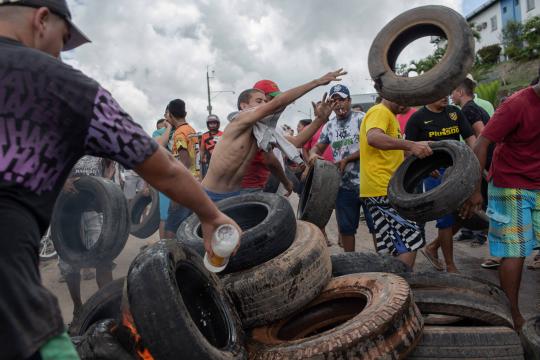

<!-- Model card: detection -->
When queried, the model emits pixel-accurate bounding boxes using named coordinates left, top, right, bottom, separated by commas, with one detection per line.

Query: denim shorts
left=424, top=168, right=455, bottom=229
left=158, top=191, right=171, bottom=221
left=165, top=202, right=192, bottom=233
left=335, top=187, right=364, bottom=235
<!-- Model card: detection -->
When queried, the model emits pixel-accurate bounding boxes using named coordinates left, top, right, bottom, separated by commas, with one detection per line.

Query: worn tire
left=126, top=240, right=246, bottom=360
left=331, top=251, right=411, bottom=276
left=129, top=189, right=160, bottom=239
left=408, top=326, right=524, bottom=359
left=247, top=273, right=424, bottom=359
left=522, top=316, right=540, bottom=360
left=51, top=176, right=129, bottom=267
left=368, top=5, right=475, bottom=106
left=408, top=289, right=512, bottom=327
left=177, top=192, right=296, bottom=274
left=69, top=278, right=125, bottom=336
left=400, top=272, right=510, bottom=308
left=223, top=221, right=331, bottom=328
left=298, top=159, right=340, bottom=228
left=388, top=140, right=481, bottom=223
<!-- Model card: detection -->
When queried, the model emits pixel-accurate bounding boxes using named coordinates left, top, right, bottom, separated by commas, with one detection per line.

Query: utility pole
left=206, top=66, right=213, bottom=115
left=206, top=66, right=234, bottom=116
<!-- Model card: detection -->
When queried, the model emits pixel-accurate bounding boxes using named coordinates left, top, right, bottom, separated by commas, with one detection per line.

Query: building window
left=491, top=16, right=498, bottom=31
left=503, top=6, right=507, bottom=13
left=527, top=0, right=535, bottom=11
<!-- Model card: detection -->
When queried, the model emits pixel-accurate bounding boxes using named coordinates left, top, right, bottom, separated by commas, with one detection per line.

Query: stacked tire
left=330, top=254, right=524, bottom=359
left=175, top=193, right=425, bottom=359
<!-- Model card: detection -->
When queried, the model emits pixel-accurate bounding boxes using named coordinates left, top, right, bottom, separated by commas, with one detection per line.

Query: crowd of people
left=0, top=1, right=539, bottom=358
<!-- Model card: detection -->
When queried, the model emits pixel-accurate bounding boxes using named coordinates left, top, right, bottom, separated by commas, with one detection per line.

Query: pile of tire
left=71, top=192, right=426, bottom=359
left=332, top=252, right=525, bottom=359
left=70, top=191, right=525, bottom=358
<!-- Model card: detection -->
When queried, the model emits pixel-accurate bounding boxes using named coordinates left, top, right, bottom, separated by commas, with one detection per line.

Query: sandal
left=481, top=258, right=500, bottom=269
left=527, top=257, right=540, bottom=270
left=421, top=249, right=444, bottom=271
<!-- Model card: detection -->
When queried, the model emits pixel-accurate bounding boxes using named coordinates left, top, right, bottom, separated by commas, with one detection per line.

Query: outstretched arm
left=285, top=93, right=337, bottom=148
left=235, top=69, right=347, bottom=130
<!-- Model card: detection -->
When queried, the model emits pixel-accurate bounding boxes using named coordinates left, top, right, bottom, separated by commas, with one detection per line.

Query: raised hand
left=317, top=68, right=347, bottom=86
left=312, top=92, right=336, bottom=121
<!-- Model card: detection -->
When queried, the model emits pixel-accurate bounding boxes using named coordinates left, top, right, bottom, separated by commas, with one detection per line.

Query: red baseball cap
left=253, top=80, right=281, bottom=97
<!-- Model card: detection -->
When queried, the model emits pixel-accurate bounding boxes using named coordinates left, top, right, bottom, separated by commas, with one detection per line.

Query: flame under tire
left=330, top=251, right=412, bottom=276
left=129, top=189, right=160, bottom=239
left=387, top=140, right=481, bottom=223
left=223, top=221, right=331, bottom=328
left=297, top=159, right=340, bottom=228
left=69, top=278, right=125, bottom=336
left=177, top=192, right=296, bottom=275
left=368, top=5, right=475, bottom=106
left=408, top=326, right=524, bottom=359
left=126, top=240, right=246, bottom=360
left=51, top=176, right=129, bottom=267
left=247, top=273, right=423, bottom=360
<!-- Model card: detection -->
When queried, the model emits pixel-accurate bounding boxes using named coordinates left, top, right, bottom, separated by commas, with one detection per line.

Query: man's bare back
left=202, top=69, right=347, bottom=194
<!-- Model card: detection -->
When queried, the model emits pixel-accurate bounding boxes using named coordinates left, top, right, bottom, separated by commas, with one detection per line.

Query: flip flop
left=527, top=258, right=540, bottom=270
left=481, top=258, right=500, bottom=269
left=421, top=249, right=444, bottom=271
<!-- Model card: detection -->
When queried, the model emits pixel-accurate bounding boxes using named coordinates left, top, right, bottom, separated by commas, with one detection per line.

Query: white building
left=350, top=93, right=378, bottom=112
left=467, top=0, right=540, bottom=50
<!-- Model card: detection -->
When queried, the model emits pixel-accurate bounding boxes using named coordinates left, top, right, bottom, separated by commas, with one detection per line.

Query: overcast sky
left=66, top=0, right=470, bottom=134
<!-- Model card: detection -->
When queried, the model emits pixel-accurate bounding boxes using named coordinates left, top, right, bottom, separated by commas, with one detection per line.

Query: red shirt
left=201, top=130, right=223, bottom=163
left=482, top=87, right=540, bottom=189
left=304, top=127, right=333, bottom=161
left=241, top=150, right=270, bottom=189
left=397, top=107, right=417, bottom=134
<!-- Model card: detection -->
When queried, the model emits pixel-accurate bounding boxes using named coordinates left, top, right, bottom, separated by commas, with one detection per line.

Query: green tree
left=502, top=20, right=525, bottom=60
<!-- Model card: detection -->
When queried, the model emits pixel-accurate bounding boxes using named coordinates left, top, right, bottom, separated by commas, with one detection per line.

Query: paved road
left=40, top=194, right=540, bottom=325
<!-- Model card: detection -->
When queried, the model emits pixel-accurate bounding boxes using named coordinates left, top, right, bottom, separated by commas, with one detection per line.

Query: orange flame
left=121, top=309, right=154, bottom=360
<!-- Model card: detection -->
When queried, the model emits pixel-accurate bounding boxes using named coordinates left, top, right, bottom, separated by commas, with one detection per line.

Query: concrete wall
left=470, top=2, right=504, bottom=49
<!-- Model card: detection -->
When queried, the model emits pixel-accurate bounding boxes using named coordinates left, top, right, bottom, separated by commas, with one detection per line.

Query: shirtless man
left=202, top=69, right=346, bottom=200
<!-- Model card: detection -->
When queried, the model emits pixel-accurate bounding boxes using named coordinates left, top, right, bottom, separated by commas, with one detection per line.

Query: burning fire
left=121, top=308, right=154, bottom=360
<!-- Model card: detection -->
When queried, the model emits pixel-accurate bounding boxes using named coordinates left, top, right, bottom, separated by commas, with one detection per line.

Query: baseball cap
left=465, top=74, right=478, bottom=85
left=207, top=114, right=220, bottom=123
left=329, top=84, right=350, bottom=99
left=0, top=0, right=90, bottom=51
left=253, top=80, right=281, bottom=97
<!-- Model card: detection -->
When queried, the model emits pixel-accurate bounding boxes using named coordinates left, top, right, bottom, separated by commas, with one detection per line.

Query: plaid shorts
left=487, top=182, right=540, bottom=258
left=363, top=196, right=425, bottom=256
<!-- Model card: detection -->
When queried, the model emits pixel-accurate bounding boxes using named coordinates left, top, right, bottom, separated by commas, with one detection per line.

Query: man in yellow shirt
left=359, top=98, right=432, bottom=267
